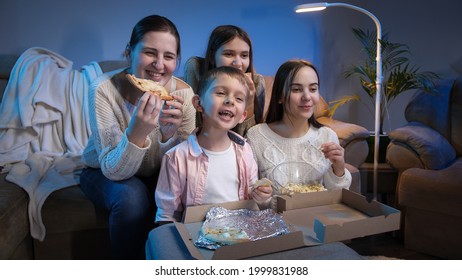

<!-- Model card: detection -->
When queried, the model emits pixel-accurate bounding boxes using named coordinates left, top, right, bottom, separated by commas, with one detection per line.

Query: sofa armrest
left=317, top=117, right=370, bottom=147
left=387, top=122, right=456, bottom=171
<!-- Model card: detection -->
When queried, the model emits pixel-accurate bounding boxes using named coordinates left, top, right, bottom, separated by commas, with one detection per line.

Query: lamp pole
left=295, top=2, right=382, bottom=201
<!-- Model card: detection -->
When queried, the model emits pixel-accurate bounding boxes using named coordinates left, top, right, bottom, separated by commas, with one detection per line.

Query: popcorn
left=280, top=183, right=327, bottom=195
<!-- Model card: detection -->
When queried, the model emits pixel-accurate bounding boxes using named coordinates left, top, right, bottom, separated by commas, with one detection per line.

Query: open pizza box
left=174, top=200, right=306, bottom=260
left=278, top=188, right=401, bottom=245
left=174, top=189, right=400, bottom=260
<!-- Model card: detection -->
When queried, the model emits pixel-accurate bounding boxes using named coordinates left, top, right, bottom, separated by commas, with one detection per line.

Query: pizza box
left=174, top=200, right=306, bottom=260
left=277, top=188, right=401, bottom=245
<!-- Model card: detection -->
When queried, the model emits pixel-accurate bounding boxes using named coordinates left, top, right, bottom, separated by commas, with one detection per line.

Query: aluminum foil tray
left=194, top=206, right=290, bottom=250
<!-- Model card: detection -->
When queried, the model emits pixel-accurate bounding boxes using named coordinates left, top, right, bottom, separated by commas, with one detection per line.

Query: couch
left=0, top=53, right=128, bottom=260
left=386, top=76, right=462, bottom=259
left=0, top=51, right=367, bottom=260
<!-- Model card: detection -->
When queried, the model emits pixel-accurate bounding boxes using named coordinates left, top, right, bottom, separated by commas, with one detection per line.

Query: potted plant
left=328, top=28, right=440, bottom=161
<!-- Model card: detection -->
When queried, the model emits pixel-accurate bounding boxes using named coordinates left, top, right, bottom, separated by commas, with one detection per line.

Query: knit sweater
left=246, top=123, right=351, bottom=192
left=82, top=69, right=196, bottom=181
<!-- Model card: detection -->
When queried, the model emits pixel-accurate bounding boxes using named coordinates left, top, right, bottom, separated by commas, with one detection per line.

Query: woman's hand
left=251, top=185, right=272, bottom=202
left=126, top=92, right=162, bottom=148
left=321, top=142, right=346, bottom=177
left=159, top=95, right=184, bottom=142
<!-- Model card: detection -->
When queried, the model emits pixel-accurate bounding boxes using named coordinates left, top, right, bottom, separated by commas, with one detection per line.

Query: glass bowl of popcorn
left=271, top=161, right=326, bottom=195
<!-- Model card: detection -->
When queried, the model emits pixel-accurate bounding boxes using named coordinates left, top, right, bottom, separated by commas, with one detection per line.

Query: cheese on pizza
left=126, top=73, right=174, bottom=101
left=201, top=226, right=250, bottom=245
left=250, top=177, right=273, bottom=192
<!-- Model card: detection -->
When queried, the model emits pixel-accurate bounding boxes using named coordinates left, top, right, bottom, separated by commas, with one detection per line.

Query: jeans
left=80, top=167, right=156, bottom=260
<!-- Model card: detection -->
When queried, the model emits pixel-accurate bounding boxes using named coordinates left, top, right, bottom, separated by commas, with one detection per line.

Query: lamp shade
left=295, top=3, right=328, bottom=12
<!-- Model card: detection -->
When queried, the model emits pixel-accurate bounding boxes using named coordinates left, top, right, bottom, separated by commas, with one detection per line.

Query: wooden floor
left=345, top=231, right=442, bottom=260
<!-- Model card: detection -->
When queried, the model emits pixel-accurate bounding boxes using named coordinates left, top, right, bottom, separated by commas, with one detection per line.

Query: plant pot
left=365, top=133, right=390, bottom=163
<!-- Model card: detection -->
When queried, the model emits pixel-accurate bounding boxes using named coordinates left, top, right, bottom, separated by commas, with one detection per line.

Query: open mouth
left=146, top=70, right=163, bottom=80
left=218, top=110, right=235, bottom=119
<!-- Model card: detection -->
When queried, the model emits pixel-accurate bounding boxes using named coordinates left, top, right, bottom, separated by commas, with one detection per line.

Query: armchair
left=386, top=77, right=462, bottom=259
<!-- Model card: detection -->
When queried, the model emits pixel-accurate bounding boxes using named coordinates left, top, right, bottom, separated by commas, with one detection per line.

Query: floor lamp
left=295, top=2, right=382, bottom=201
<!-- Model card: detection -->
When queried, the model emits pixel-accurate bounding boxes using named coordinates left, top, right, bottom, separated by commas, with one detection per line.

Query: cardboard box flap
left=175, top=218, right=305, bottom=260
left=280, top=189, right=401, bottom=245
left=276, top=189, right=343, bottom=212
left=174, top=221, right=204, bottom=260
left=340, top=189, right=400, bottom=217
left=182, top=200, right=259, bottom=223
left=313, top=211, right=401, bottom=242
left=211, top=231, right=305, bottom=260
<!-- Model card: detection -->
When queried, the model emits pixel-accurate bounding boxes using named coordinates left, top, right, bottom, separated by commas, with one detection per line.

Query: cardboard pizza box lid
left=176, top=200, right=306, bottom=260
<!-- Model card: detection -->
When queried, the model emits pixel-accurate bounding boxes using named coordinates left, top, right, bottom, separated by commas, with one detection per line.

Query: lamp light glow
left=295, top=3, right=328, bottom=13
left=295, top=2, right=383, bottom=201
left=296, top=6, right=327, bottom=12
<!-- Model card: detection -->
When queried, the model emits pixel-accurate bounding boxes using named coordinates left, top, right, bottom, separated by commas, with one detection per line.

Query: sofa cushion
left=405, top=79, right=454, bottom=140
left=388, top=122, right=456, bottom=170
left=0, top=174, right=30, bottom=259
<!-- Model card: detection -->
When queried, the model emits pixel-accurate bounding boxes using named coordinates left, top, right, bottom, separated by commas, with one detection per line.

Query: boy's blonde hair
left=196, top=66, right=250, bottom=104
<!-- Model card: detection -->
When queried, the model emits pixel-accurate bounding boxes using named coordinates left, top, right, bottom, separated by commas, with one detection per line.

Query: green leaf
left=339, top=27, right=441, bottom=132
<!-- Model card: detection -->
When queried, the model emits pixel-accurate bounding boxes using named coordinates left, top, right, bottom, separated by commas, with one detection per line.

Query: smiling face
left=283, top=66, right=320, bottom=122
left=198, top=74, right=248, bottom=131
left=214, top=37, right=250, bottom=73
left=129, top=31, right=178, bottom=86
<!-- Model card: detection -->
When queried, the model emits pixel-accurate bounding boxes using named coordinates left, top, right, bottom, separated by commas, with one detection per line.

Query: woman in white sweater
left=80, top=15, right=195, bottom=259
left=247, top=59, right=351, bottom=196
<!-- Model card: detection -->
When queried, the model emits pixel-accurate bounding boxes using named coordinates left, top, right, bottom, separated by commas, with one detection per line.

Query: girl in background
left=184, top=25, right=268, bottom=136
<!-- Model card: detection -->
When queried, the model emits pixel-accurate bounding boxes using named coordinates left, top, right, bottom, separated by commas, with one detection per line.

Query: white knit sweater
left=82, top=69, right=196, bottom=181
left=246, top=123, right=351, bottom=192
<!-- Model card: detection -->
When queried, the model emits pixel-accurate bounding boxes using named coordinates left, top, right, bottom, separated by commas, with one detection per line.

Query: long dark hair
left=125, top=15, right=181, bottom=64
left=266, top=59, right=323, bottom=128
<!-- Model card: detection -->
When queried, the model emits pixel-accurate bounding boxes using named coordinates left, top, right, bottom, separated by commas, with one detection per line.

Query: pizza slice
left=126, top=73, right=174, bottom=101
left=201, top=226, right=250, bottom=245
left=250, top=177, right=273, bottom=192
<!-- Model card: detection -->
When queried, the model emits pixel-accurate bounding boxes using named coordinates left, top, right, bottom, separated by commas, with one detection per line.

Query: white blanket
left=0, top=47, right=103, bottom=241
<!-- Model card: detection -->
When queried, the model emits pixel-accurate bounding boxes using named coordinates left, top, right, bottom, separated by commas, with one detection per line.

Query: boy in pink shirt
left=155, top=66, right=272, bottom=223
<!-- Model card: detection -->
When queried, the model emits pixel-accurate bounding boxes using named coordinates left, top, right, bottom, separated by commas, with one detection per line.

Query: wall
left=0, top=0, right=319, bottom=75
left=319, top=0, right=462, bottom=132
left=1, top=0, right=461, bottom=132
